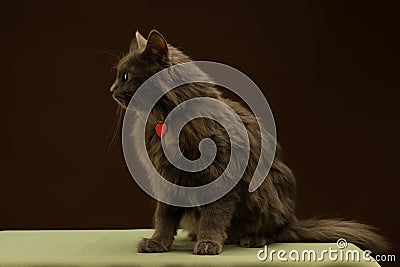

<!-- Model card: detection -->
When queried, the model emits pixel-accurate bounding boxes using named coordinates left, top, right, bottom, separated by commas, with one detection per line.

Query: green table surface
left=0, top=229, right=380, bottom=267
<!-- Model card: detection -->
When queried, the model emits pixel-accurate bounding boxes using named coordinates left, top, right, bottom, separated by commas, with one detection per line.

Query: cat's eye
left=121, top=72, right=130, bottom=82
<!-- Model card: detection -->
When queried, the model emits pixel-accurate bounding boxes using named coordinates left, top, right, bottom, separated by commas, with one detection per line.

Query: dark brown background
left=1, top=0, right=399, bottom=257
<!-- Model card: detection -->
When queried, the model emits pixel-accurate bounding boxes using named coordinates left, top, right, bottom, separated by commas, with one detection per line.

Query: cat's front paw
left=137, top=238, right=170, bottom=253
left=193, top=240, right=222, bottom=255
left=239, top=234, right=268, bottom=248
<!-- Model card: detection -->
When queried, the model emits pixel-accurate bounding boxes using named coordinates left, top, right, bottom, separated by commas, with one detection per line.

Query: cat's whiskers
left=108, top=105, right=124, bottom=151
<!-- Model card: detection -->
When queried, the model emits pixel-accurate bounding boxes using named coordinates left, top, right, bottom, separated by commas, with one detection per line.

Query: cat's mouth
left=112, top=92, right=132, bottom=109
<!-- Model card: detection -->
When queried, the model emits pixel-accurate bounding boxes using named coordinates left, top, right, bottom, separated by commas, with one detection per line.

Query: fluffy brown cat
left=110, top=30, right=388, bottom=255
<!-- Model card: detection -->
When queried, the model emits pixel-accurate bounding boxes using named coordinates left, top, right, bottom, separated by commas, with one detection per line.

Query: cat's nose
left=110, top=84, right=116, bottom=94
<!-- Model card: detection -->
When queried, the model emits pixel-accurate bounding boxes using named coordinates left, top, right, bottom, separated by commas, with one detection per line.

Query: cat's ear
left=144, top=30, right=168, bottom=59
left=130, top=30, right=147, bottom=52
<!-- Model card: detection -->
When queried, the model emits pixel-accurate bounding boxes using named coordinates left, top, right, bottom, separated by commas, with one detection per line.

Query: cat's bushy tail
left=277, top=218, right=389, bottom=254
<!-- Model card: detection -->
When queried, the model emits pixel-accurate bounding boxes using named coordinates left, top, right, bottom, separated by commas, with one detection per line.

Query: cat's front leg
left=193, top=198, right=236, bottom=255
left=137, top=202, right=182, bottom=253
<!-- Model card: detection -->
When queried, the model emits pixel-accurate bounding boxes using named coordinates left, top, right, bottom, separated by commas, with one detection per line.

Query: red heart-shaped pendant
left=155, top=122, right=167, bottom=138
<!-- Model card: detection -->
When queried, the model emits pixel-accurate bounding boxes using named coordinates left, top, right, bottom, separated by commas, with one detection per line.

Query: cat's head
left=110, top=30, right=190, bottom=108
